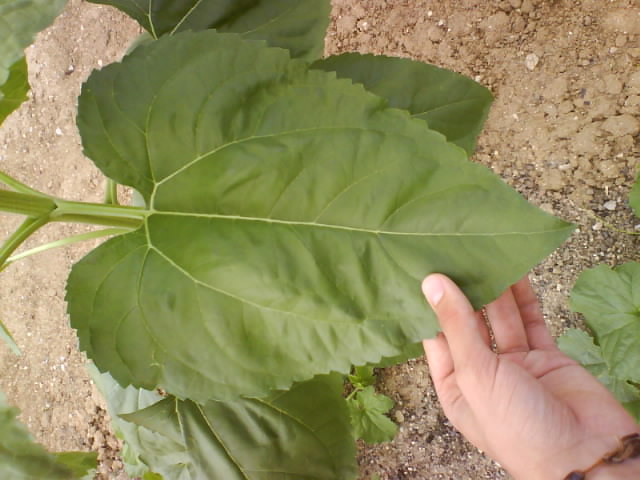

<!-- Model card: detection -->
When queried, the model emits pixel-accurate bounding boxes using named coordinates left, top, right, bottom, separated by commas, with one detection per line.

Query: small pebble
left=357, top=20, right=369, bottom=32
left=592, top=222, right=603, bottom=231
left=55, top=127, right=63, bottom=136
left=427, top=25, right=444, bottom=43
left=525, top=53, right=539, bottom=71
left=615, top=35, right=627, bottom=47
left=603, top=200, right=617, bottom=211
left=394, top=411, right=405, bottom=423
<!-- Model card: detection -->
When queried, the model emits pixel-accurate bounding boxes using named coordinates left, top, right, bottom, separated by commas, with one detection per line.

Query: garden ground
left=0, top=1, right=638, bottom=478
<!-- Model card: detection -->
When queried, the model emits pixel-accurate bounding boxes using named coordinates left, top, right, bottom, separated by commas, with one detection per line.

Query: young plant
left=0, top=1, right=575, bottom=477
left=558, top=171, right=640, bottom=423
left=347, top=366, right=398, bottom=444
left=559, top=264, right=640, bottom=421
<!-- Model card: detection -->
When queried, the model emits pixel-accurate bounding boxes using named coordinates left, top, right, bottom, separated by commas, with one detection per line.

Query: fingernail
left=422, top=275, right=444, bottom=307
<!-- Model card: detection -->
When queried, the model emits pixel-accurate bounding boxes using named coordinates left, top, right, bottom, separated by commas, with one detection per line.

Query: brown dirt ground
left=0, top=1, right=638, bottom=479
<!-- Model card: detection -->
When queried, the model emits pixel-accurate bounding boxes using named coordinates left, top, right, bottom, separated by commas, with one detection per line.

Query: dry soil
left=0, top=1, right=638, bottom=479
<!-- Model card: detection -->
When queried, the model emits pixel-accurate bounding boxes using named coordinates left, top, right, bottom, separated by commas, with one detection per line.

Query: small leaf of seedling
left=348, top=366, right=376, bottom=390
left=347, top=386, right=398, bottom=444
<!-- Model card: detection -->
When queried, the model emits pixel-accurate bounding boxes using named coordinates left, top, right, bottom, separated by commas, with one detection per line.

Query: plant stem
left=0, top=215, right=50, bottom=266
left=0, top=317, right=20, bottom=355
left=105, top=179, right=119, bottom=205
left=346, top=387, right=361, bottom=401
left=0, top=190, right=147, bottom=229
left=0, top=190, right=56, bottom=217
left=4, top=228, right=130, bottom=266
left=0, top=171, right=48, bottom=197
left=52, top=199, right=147, bottom=229
left=0, top=171, right=149, bottom=270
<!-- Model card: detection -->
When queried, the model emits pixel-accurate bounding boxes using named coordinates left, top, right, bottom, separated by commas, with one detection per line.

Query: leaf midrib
left=147, top=210, right=572, bottom=238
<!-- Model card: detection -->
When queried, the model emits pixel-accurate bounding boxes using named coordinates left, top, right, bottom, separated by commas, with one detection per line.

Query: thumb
left=422, top=274, right=492, bottom=372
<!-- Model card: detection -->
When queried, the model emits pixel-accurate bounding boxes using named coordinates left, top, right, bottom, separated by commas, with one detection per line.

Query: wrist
left=589, top=457, right=640, bottom=479
left=526, top=431, right=639, bottom=480
left=552, top=432, right=640, bottom=480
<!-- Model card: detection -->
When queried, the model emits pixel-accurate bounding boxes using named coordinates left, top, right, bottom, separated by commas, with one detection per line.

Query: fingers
left=485, top=286, right=529, bottom=354
left=422, top=274, right=494, bottom=372
left=423, top=334, right=483, bottom=447
left=511, top=276, right=556, bottom=350
left=423, top=333, right=453, bottom=385
left=422, top=275, right=495, bottom=447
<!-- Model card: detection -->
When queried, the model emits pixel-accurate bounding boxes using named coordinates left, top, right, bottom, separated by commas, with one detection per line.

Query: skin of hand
left=421, top=274, right=640, bottom=480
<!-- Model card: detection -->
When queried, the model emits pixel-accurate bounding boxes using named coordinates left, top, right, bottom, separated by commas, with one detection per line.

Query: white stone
left=525, top=53, right=539, bottom=71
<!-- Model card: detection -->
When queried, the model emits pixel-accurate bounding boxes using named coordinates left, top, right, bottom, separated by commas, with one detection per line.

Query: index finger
left=511, top=275, right=556, bottom=350
left=422, top=274, right=495, bottom=373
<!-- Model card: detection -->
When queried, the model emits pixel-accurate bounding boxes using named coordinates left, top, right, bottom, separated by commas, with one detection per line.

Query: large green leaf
left=0, top=391, right=96, bottom=479
left=558, top=328, right=640, bottom=421
left=374, top=342, right=424, bottom=368
left=88, top=0, right=330, bottom=60
left=0, top=0, right=67, bottom=123
left=70, top=31, right=573, bottom=401
left=115, top=373, right=357, bottom=480
left=569, top=263, right=640, bottom=383
left=52, top=452, right=98, bottom=480
left=312, top=53, right=493, bottom=155
left=89, top=366, right=190, bottom=479
left=0, top=57, right=29, bottom=124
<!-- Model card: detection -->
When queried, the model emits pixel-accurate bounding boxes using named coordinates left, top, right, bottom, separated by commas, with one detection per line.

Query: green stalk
left=0, top=215, right=50, bottom=266
left=0, top=171, right=148, bottom=270
left=0, top=190, right=147, bottom=229
left=105, top=179, right=119, bottom=205
left=4, top=228, right=129, bottom=267
left=345, top=387, right=361, bottom=401
left=0, top=190, right=56, bottom=217
left=0, top=171, right=48, bottom=197
left=0, top=317, right=20, bottom=355
left=51, top=199, right=148, bottom=229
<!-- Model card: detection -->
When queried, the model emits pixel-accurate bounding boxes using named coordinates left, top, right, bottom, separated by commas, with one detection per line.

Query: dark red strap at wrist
left=563, top=433, right=640, bottom=480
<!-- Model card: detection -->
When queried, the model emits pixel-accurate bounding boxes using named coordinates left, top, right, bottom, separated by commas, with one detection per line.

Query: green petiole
left=104, top=179, right=119, bottom=205
left=0, top=170, right=148, bottom=272
left=4, top=228, right=130, bottom=267
left=0, top=171, right=49, bottom=197
left=0, top=215, right=50, bottom=267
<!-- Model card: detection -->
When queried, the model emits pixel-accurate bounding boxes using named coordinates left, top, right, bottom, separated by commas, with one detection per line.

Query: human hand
left=421, top=274, right=640, bottom=480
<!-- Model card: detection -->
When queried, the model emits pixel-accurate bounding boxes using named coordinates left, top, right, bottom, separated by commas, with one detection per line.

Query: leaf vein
left=147, top=244, right=320, bottom=322
left=194, top=403, right=251, bottom=480
left=410, top=95, right=488, bottom=118
left=169, top=0, right=205, bottom=36
left=238, top=4, right=297, bottom=36
left=253, top=396, right=338, bottom=474
left=151, top=212, right=572, bottom=238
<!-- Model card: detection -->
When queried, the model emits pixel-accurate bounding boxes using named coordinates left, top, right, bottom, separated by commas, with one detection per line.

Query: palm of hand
left=422, top=275, right=639, bottom=480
